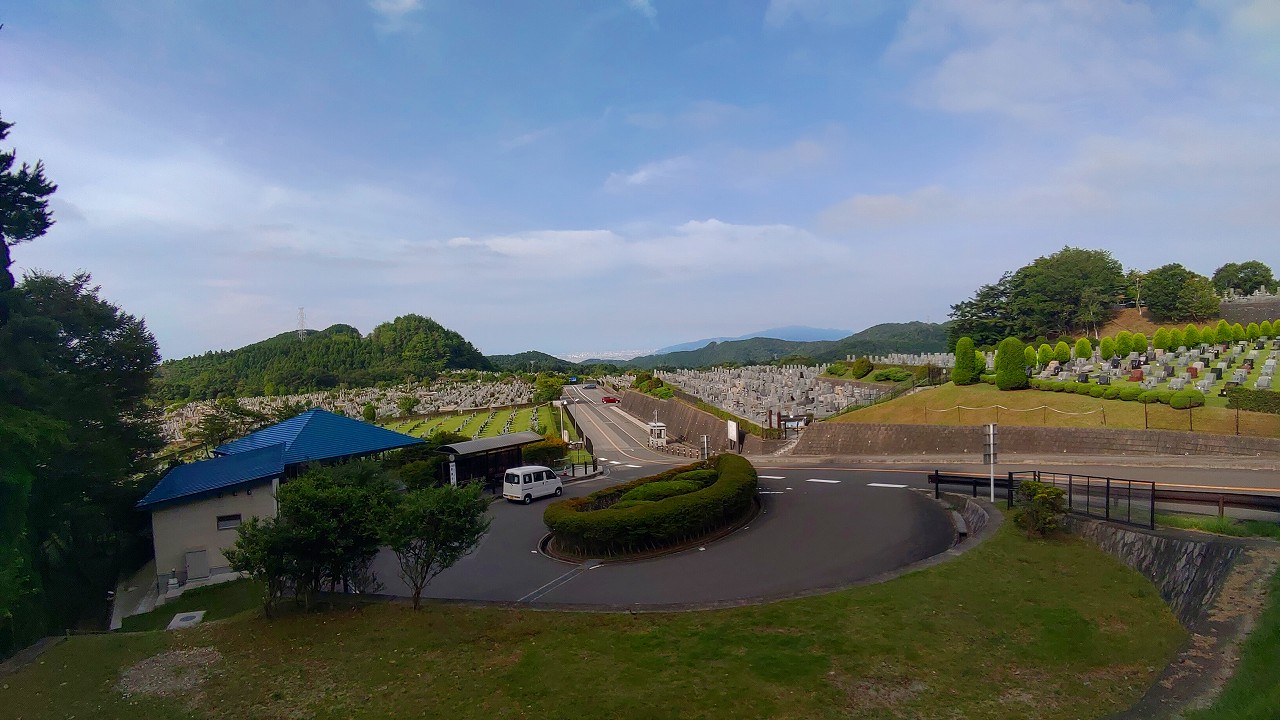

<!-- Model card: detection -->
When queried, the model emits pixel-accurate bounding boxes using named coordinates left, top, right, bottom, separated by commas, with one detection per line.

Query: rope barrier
left=925, top=404, right=1103, bottom=416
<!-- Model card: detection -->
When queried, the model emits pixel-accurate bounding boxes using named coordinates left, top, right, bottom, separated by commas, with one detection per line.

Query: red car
left=601, top=396, right=620, bottom=403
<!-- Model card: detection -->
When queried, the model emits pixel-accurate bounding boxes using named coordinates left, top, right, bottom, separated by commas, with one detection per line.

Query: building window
left=216, top=514, right=242, bottom=531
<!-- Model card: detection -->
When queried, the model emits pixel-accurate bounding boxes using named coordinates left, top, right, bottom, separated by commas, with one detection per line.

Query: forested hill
left=624, top=322, right=948, bottom=369
left=155, top=314, right=491, bottom=401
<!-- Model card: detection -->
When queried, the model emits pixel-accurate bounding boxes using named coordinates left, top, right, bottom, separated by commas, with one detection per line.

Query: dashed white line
left=759, top=475, right=786, bottom=480
left=867, top=483, right=908, bottom=488
left=806, top=478, right=841, bottom=484
left=609, top=460, right=622, bottom=465
left=624, top=464, right=643, bottom=468
left=759, top=491, right=785, bottom=494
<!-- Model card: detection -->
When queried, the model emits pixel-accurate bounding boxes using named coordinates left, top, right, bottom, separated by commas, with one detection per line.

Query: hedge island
left=543, top=454, right=758, bottom=558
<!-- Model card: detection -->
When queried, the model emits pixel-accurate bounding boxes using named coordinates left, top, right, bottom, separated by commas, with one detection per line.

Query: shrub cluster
left=996, top=337, right=1029, bottom=390
left=870, top=367, right=912, bottom=382
left=543, top=455, right=758, bottom=557
left=953, top=337, right=977, bottom=385
left=1012, top=480, right=1067, bottom=537
left=1025, top=379, right=1204, bottom=408
left=1225, top=387, right=1280, bottom=415
left=522, top=437, right=570, bottom=466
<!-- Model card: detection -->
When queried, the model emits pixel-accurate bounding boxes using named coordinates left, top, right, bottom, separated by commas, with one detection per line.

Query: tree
left=952, top=337, right=977, bottom=385
left=1184, top=324, right=1201, bottom=347
left=223, top=516, right=292, bottom=618
left=1247, top=323, right=1261, bottom=341
left=396, top=395, right=419, bottom=417
left=1212, top=260, right=1277, bottom=296
left=362, top=402, right=377, bottom=423
left=1168, top=327, right=1185, bottom=350
left=1216, top=319, right=1233, bottom=344
left=532, top=375, right=565, bottom=404
left=1261, top=320, right=1275, bottom=338
left=1024, top=345, right=1037, bottom=368
left=1115, top=331, right=1133, bottom=358
left=1231, top=323, right=1246, bottom=342
left=1037, top=343, right=1054, bottom=367
left=1053, top=341, right=1070, bottom=364
left=1152, top=327, right=1170, bottom=352
left=996, top=338, right=1028, bottom=390
left=1, top=113, right=57, bottom=328
left=1131, top=333, right=1148, bottom=354
left=383, top=484, right=491, bottom=610
left=1202, top=325, right=1217, bottom=345
left=1144, top=263, right=1219, bottom=321
left=1074, top=337, right=1092, bottom=361
left=1099, top=337, right=1116, bottom=360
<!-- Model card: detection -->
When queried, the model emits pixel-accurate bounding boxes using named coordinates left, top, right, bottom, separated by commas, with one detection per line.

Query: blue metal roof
left=213, top=408, right=424, bottom=465
left=137, top=443, right=286, bottom=509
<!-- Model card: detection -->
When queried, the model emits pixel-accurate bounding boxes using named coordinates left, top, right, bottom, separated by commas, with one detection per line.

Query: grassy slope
left=120, top=580, right=264, bottom=633
left=829, top=382, right=1280, bottom=438
left=6, top=522, right=1184, bottom=720
left=380, top=406, right=557, bottom=440
left=1188, top=568, right=1280, bottom=720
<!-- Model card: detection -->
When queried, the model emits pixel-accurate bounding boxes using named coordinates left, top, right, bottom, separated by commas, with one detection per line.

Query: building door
left=185, top=549, right=209, bottom=581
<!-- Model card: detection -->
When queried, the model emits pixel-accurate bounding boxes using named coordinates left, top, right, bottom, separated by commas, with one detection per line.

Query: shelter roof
left=437, top=431, right=545, bottom=457
left=214, top=408, right=423, bottom=465
left=137, top=444, right=285, bottom=509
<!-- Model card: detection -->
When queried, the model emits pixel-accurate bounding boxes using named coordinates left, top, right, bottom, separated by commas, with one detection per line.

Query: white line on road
left=624, top=464, right=643, bottom=468
left=759, top=475, right=786, bottom=480
left=867, top=483, right=909, bottom=488
left=518, top=566, right=585, bottom=603
left=759, top=491, right=785, bottom=494
left=609, top=460, right=622, bottom=465
left=806, top=478, right=841, bottom=484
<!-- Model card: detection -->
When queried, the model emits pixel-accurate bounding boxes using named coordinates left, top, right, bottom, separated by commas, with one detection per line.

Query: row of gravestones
left=861, top=352, right=956, bottom=368
left=658, top=365, right=888, bottom=426
left=1036, top=339, right=1277, bottom=394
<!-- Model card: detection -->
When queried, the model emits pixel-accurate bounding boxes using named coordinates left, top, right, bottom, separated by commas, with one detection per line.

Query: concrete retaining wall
left=960, top=498, right=989, bottom=538
left=792, top=422, right=1280, bottom=457
left=618, top=391, right=788, bottom=456
left=1069, top=518, right=1243, bottom=627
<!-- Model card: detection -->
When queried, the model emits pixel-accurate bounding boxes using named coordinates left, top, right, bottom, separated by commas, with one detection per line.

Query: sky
left=2, top=1, right=1279, bottom=360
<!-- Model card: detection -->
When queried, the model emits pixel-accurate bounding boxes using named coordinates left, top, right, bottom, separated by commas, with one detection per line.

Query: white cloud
left=603, top=156, right=693, bottom=191
left=369, top=0, right=424, bottom=32
left=627, top=0, right=657, bottom=23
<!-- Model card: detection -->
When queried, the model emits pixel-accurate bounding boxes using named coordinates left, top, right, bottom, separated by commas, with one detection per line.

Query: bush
left=848, top=356, right=874, bottom=379
left=1037, top=343, right=1054, bottom=367
left=1232, top=322, right=1246, bottom=342
left=1115, top=331, right=1133, bottom=358
left=1098, top=336, right=1116, bottom=360
left=1088, top=386, right=1106, bottom=398
left=523, top=437, right=569, bottom=466
left=1202, top=325, right=1217, bottom=345
left=651, top=386, right=675, bottom=399
left=1138, top=391, right=1160, bottom=404
left=1184, top=324, right=1201, bottom=346
left=1169, top=327, right=1185, bottom=350
left=1075, top=383, right=1093, bottom=395
left=1074, top=337, right=1092, bottom=361
left=871, top=367, right=912, bottom=382
left=1013, top=480, right=1067, bottom=537
left=1103, top=387, right=1121, bottom=400
left=543, top=455, right=757, bottom=557
left=1054, top=340, right=1071, bottom=364
left=1170, top=389, right=1206, bottom=410
left=996, top=337, right=1029, bottom=390
left=1247, top=322, right=1260, bottom=341
left=1217, top=319, right=1233, bottom=343
left=981, top=373, right=997, bottom=385
left=1131, top=333, right=1148, bottom=354
left=1226, top=387, right=1280, bottom=414
left=619, top=479, right=701, bottom=503
left=1261, top=320, right=1275, bottom=338
left=952, top=337, right=977, bottom=385
left=1051, top=382, right=1066, bottom=392
left=610, top=499, right=654, bottom=511
left=1119, top=386, right=1143, bottom=401
left=1152, top=327, right=1170, bottom=351
left=1157, top=390, right=1175, bottom=405
left=1024, top=345, right=1037, bottom=368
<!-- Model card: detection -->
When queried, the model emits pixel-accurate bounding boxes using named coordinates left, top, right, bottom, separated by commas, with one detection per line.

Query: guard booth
left=436, top=431, right=546, bottom=494
left=647, top=422, right=668, bottom=448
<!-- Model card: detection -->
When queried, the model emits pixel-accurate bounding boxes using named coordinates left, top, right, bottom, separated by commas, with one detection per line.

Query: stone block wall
left=1069, top=518, right=1243, bottom=627
left=618, top=391, right=788, bottom=455
left=1220, top=297, right=1280, bottom=326
left=791, top=422, right=1280, bottom=457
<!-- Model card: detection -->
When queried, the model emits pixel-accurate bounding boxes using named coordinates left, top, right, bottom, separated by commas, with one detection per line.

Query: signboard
left=569, top=376, right=578, bottom=384
left=448, top=457, right=458, bottom=488
left=727, top=420, right=738, bottom=442
left=562, top=429, right=569, bottom=443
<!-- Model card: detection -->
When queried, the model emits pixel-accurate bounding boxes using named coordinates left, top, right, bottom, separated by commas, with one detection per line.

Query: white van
left=503, top=465, right=564, bottom=504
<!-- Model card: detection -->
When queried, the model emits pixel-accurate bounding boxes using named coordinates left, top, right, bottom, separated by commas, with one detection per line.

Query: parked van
left=503, top=465, right=563, bottom=504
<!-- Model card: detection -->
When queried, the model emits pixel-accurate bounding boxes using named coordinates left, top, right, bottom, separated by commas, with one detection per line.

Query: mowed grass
left=382, top=405, right=556, bottom=440
left=1155, top=514, right=1280, bottom=541
left=6, top=521, right=1185, bottom=720
left=120, top=579, right=264, bottom=632
left=1187, top=566, right=1280, bottom=720
left=831, top=382, right=1280, bottom=438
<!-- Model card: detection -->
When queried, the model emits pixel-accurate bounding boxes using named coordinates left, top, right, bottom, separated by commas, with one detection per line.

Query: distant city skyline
left=3, top=1, right=1278, bottom=359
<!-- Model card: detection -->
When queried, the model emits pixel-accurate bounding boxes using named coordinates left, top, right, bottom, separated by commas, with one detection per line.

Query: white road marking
left=867, top=483, right=908, bottom=488
left=625, top=464, right=643, bottom=468
left=759, top=491, right=785, bottom=494
left=759, top=475, right=786, bottom=480
left=609, top=460, right=622, bottom=465
left=806, top=478, right=841, bottom=484
left=597, top=457, right=609, bottom=462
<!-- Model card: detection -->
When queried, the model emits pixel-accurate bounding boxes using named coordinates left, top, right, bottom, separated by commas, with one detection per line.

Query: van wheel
left=554, top=487, right=563, bottom=497
left=523, top=494, right=532, bottom=505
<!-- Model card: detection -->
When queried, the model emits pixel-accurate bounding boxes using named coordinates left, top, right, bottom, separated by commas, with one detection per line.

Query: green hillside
left=486, top=350, right=580, bottom=373
left=625, top=321, right=948, bottom=369
left=156, top=314, right=491, bottom=401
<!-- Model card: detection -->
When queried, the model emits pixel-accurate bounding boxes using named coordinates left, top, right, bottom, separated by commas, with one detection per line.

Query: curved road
left=370, top=385, right=1280, bottom=609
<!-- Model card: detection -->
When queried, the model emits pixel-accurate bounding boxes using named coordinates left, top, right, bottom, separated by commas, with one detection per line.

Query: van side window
left=544, top=469, right=557, bottom=480
left=523, top=474, right=532, bottom=485
left=532, top=471, right=545, bottom=482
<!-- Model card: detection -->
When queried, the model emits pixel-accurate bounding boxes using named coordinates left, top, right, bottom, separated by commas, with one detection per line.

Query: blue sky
left=3, top=0, right=1278, bottom=359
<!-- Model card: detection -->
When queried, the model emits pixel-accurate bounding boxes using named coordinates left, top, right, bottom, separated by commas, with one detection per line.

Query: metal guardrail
left=929, top=469, right=1280, bottom=531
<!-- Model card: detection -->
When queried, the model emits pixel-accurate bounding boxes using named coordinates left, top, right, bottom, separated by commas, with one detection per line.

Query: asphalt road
left=371, top=385, right=1280, bottom=609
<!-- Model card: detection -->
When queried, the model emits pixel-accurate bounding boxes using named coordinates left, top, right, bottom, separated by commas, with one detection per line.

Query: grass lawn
left=1187, top=567, right=1280, bottom=720
left=120, top=579, right=264, bottom=632
left=5, top=521, right=1185, bottom=720
left=830, top=382, right=1280, bottom=438
left=1155, top=514, right=1280, bottom=541
left=381, top=405, right=557, bottom=441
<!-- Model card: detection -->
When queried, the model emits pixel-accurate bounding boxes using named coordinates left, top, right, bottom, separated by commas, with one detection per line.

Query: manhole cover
left=165, top=610, right=207, bottom=631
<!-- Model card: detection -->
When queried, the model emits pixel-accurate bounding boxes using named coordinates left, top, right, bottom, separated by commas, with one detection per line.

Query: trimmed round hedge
left=543, top=454, right=758, bottom=558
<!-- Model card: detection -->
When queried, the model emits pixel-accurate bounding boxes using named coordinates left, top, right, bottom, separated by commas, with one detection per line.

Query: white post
left=988, top=423, right=995, bottom=503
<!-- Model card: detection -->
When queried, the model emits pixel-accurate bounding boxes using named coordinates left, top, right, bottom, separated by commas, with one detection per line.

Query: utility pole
left=984, top=423, right=998, bottom=503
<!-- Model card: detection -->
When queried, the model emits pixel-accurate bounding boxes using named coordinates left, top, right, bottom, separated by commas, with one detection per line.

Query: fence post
left=1067, top=474, right=1073, bottom=511
left=1007, top=472, right=1015, bottom=510
left=1149, top=487, right=1155, bottom=529
left=1105, top=477, right=1112, bottom=521
left=932, top=470, right=939, bottom=499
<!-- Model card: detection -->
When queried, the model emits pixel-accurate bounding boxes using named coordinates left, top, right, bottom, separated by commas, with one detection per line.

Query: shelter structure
left=137, top=409, right=423, bottom=596
left=436, top=431, right=545, bottom=493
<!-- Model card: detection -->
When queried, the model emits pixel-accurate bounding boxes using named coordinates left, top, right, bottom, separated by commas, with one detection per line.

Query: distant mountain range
left=653, top=325, right=852, bottom=354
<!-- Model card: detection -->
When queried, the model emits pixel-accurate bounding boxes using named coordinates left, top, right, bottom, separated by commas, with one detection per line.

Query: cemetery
left=654, top=364, right=891, bottom=428
left=383, top=404, right=558, bottom=441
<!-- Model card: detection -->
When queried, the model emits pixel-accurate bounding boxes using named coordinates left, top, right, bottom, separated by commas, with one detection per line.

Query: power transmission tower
left=297, top=307, right=306, bottom=341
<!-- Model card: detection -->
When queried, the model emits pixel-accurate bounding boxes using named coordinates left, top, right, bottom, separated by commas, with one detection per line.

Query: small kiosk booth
left=647, top=422, right=668, bottom=449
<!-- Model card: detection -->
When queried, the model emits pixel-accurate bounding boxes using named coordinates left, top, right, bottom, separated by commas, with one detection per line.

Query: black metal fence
left=1014, top=471, right=1155, bottom=530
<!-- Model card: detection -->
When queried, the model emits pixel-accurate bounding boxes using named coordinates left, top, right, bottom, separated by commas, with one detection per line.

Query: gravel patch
left=116, top=647, right=222, bottom=699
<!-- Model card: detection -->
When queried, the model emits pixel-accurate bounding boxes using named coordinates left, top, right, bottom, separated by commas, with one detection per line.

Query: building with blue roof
left=141, top=409, right=423, bottom=595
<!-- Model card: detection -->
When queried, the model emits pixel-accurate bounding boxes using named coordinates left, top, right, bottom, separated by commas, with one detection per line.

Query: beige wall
left=151, top=478, right=278, bottom=581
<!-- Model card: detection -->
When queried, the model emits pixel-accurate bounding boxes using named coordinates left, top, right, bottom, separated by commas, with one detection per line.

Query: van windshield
left=505, top=473, right=519, bottom=485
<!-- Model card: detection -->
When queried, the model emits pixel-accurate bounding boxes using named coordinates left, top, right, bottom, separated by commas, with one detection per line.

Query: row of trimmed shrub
left=543, top=454, right=758, bottom=557
left=1225, top=387, right=1280, bottom=415
left=1027, top=378, right=1206, bottom=408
